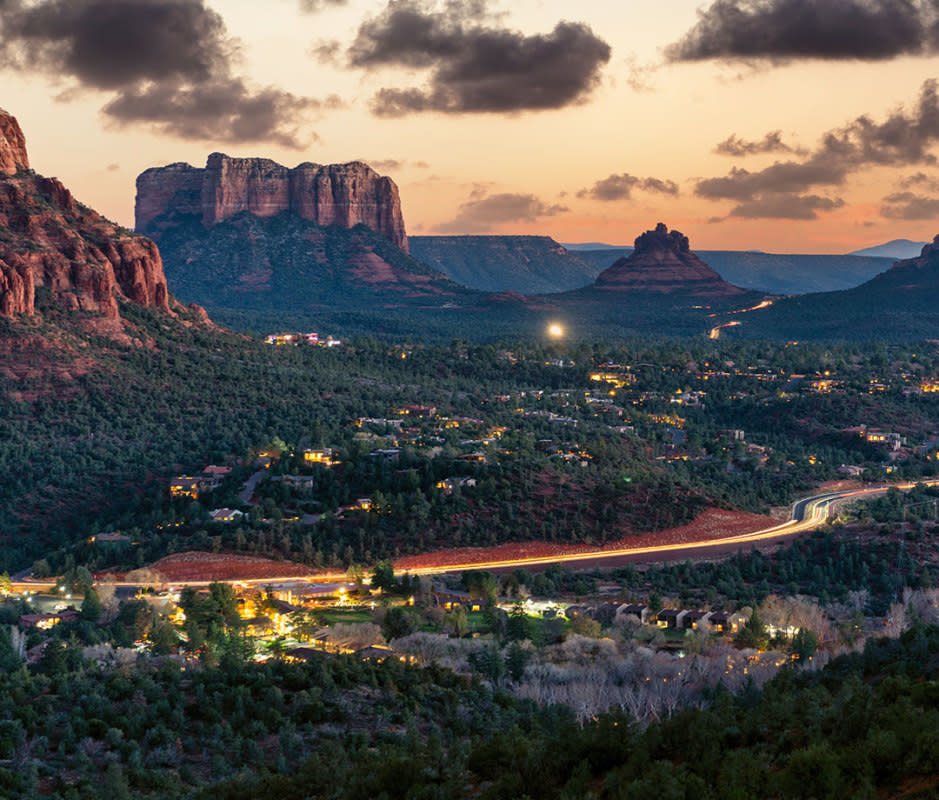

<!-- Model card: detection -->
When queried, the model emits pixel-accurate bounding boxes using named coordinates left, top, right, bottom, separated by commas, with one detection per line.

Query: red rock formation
left=0, top=110, right=170, bottom=319
left=136, top=154, right=409, bottom=252
left=593, top=222, right=746, bottom=297
left=0, top=109, right=29, bottom=176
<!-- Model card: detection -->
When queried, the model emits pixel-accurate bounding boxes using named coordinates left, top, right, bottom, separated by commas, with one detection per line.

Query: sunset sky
left=4, top=0, right=939, bottom=253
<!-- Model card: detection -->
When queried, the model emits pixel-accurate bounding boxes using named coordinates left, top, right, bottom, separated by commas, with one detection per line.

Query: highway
left=396, top=480, right=939, bottom=577
left=10, top=480, right=938, bottom=592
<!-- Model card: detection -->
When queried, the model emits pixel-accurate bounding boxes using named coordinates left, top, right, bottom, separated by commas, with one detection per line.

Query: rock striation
left=0, top=109, right=170, bottom=319
left=0, top=109, right=29, bottom=176
left=593, top=223, right=746, bottom=297
left=136, top=155, right=409, bottom=252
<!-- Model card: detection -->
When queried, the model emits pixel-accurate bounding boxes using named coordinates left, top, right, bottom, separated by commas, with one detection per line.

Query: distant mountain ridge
left=850, top=238, right=928, bottom=259
left=412, top=236, right=892, bottom=296
left=729, top=236, right=939, bottom=340
left=410, top=235, right=599, bottom=293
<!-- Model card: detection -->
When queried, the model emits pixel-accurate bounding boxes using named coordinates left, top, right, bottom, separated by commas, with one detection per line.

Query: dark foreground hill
left=727, top=235, right=939, bottom=340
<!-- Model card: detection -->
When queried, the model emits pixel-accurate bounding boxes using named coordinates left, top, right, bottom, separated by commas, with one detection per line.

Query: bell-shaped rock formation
left=136, top=154, right=409, bottom=252
left=593, top=222, right=746, bottom=298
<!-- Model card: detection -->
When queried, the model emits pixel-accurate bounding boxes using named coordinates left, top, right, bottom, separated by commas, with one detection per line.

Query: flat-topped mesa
left=136, top=154, right=409, bottom=253
left=0, top=108, right=29, bottom=176
left=593, top=222, right=747, bottom=297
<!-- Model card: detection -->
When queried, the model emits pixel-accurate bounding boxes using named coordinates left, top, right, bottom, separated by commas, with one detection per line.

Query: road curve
left=396, top=480, right=939, bottom=577
left=10, top=480, right=937, bottom=592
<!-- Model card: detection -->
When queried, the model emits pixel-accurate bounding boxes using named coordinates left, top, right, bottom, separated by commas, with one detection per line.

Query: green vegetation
left=3, top=310, right=939, bottom=576
left=2, top=608, right=939, bottom=798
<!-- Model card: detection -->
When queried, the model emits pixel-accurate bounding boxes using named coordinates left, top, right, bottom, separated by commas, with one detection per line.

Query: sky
left=4, top=0, right=939, bottom=253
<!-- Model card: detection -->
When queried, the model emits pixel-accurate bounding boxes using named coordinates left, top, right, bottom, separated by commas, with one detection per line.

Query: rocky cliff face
left=0, top=109, right=170, bottom=319
left=136, top=155, right=409, bottom=252
left=593, top=223, right=746, bottom=297
left=0, top=109, right=29, bottom=176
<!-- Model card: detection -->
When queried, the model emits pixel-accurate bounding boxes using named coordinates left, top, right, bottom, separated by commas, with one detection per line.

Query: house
left=170, top=475, right=221, bottom=499
left=592, top=603, right=620, bottom=625
left=357, top=417, right=404, bottom=430
left=369, top=448, right=400, bottom=463
left=397, top=404, right=436, bottom=419
left=303, top=448, right=337, bottom=467
left=682, top=610, right=711, bottom=630
left=282, top=474, right=315, bottom=490
left=210, top=508, right=244, bottom=522
left=837, top=465, right=867, bottom=477
left=337, top=498, right=373, bottom=516
left=656, top=609, right=688, bottom=629
left=865, top=430, right=905, bottom=451
left=708, top=611, right=745, bottom=634
left=89, top=532, right=132, bottom=545
left=203, top=465, right=232, bottom=478
left=434, top=477, right=477, bottom=495
left=19, top=611, right=79, bottom=630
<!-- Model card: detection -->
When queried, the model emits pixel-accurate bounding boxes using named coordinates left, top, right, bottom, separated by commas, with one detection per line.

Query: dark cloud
left=337, top=0, right=610, bottom=115
left=667, top=0, right=939, bottom=63
left=728, top=193, right=844, bottom=219
left=696, top=80, right=939, bottom=217
left=714, top=131, right=804, bottom=156
left=881, top=190, right=939, bottom=218
left=0, top=0, right=323, bottom=147
left=899, top=170, right=939, bottom=189
left=577, top=173, right=679, bottom=201
left=434, top=192, right=568, bottom=233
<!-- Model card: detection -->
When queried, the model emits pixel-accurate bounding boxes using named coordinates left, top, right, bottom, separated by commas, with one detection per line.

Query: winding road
left=10, top=480, right=937, bottom=592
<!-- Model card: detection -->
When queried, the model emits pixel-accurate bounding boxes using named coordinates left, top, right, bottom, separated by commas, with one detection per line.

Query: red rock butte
left=0, top=108, right=29, bottom=176
left=0, top=108, right=170, bottom=319
left=135, top=154, right=409, bottom=253
left=594, top=222, right=747, bottom=298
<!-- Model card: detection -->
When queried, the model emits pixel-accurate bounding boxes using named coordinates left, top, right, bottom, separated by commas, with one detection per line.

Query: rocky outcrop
left=593, top=223, right=746, bottom=297
left=136, top=155, right=409, bottom=252
left=0, top=109, right=29, bottom=176
left=0, top=110, right=170, bottom=319
left=150, top=210, right=468, bottom=314
left=855, top=234, right=939, bottom=293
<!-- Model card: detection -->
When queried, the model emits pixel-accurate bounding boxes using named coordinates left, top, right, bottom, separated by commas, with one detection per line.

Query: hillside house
left=656, top=609, right=688, bottom=629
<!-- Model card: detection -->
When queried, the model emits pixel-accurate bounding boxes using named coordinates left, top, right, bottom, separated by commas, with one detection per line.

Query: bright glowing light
left=548, top=323, right=564, bottom=338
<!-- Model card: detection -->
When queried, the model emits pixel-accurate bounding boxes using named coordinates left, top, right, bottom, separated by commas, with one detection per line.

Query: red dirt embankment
left=393, top=508, right=777, bottom=571
left=141, top=552, right=317, bottom=583
left=126, top=508, right=780, bottom=582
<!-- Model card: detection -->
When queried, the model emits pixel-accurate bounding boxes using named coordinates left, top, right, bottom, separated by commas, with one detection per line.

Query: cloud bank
left=0, top=0, right=323, bottom=146
left=668, top=0, right=939, bottom=63
left=334, top=0, right=611, bottom=115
